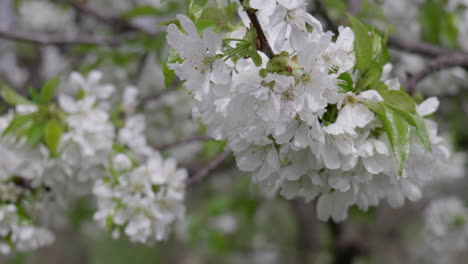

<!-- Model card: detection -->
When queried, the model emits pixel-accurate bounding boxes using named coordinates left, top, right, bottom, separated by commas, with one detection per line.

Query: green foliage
left=26, top=121, right=46, bottom=145
left=349, top=15, right=373, bottom=73
left=163, top=48, right=183, bottom=88
left=366, top=102, right=411, bottom=175
left=2, top=113, right=36, bottom=137
left=419, top=0, right=459, bottom=48
left=38, top=76, right=60, bottom=105
left=122, top=5, right=164, bottom=19
left=355, top=62, right=382, bottom=91
left=223, top=27, right=263, bottom=67
left=200, top=140, right=227, bottom=161
left=337, top=72, right=354, bottom=92
left=45, top=119, right=63, bottom=157
left=0, top=84, right=33, bottom=106
left=188, top=0, right=209, bottom=20
left=364, top=90, right=431, bottom=175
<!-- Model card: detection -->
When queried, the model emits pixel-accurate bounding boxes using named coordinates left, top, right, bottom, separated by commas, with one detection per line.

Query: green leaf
left=356, top=62, right=382, bottom=91
left=349, top=16, right=373, bottom=72
left=38, top=76, right=60, bottom=104
left=337, top=72, right=354, bottom=92
left=419, top=0, right=441, bottom=44
left=387, top=107, right=432, bottom=152
left=376, top=105, right=412, bottom=176
left=189, top=0, right=209, bottom=20
left=2, top=114, right=35, bottom=136
left=163, top=48, right=183, bottom=88
left=364, top=89, right=431, bottom=175
left=441, top=12, right=459, bottom=49
left=1, top=84, right=33, bottom=106
left=378, top=90, right=417, bottom=114
left=26, top=121, right=46, bottom=146
left=120, top=5, right=164, bottom=20
left=45, top=120, right=63, bottom=157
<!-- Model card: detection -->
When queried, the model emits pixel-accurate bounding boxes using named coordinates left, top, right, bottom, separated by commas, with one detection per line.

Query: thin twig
left=239, top=0, right=275, bottom=59
left=346, top=0, right=362, bottom=16
left=187, top=150, right=231, bottom=185
left=137, top=90, right=170, bottom=109
left=0, top=28, right=120, bottom=46
left=65, top=0, right=142, bottom=32
left=387, top=35, right=461, bottom=57
left=311, top=0, right=338, bottom=34
left=154, top=135, right=211, bottom=151
left=133, top=52, right=149, bottom=83
left=405, top=54, right=468, bottom=94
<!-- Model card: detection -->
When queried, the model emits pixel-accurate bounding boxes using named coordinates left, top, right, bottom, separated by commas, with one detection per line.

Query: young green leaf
left=2, top=114, right=35, bottom=136
left=387, top=106, right=432, bottom=152
left=26, top=121, right=46, bottom=145
left=45, top=120, right=63, bottom=157
left=120, top=5, right=164, bottom=20
left=378, top=90, right=417, bottom=114
left=356, top=62, right=382, bottom=91
left=337, top=72, right=354, bottom=92
left=377, top=105, right=412, bottom=176
left=163, top=48, right=183, bottom=88
left=1, top=84, right=33, bottom=106
left=38, top=76, right=60, bottom=105
left=189, top=0, right=209, bottom=20
left=349, top=16, right=373, bottom=72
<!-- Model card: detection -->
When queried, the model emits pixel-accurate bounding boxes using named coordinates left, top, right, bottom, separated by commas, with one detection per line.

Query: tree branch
left=346, top=0, right=362, bottom=16
left=387, top=35, right=462, bottom=57
left=239, top=0, right=275, bottom=59
left=405, top=54, right=468, bottom=94
left=0, top=28, right=120, bottom=46
left=328, top=221, right=366, bottom=264
left=311, top=0, right=338, bottom=34
left=291, top=200, right=317, bottom=264
left=154, top=135, right=211, bottom=151
left=187, top=150, right=232, bottom=185
left=65, top=0, right=143, bottom=33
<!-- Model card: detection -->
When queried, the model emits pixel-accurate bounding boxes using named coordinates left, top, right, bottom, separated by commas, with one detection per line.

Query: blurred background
left=0, top=0, right=468, bottom=263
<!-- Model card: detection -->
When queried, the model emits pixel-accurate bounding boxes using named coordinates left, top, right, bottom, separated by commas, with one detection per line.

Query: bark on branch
left=0, top=28, right=120, bottom=46
left=187, top=150, right=232, bottom=185
left=239, top=0, right=275, bottom=59
left=405, top=54, right=468, bottom=94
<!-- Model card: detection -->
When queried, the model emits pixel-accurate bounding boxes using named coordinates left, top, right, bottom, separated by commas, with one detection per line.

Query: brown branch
left=65, top=0, right=142, bottom=33
left=0, top=28, right=120, bottom=46
left=387, top=35, right=462, bottom=57
left=239, top=0, right=275, bottom=59
left=291, top=200, right=317, bottom=264
left=187, top=150, right=231, bottom=185
left=311, top=0, right=338, bottom=34
left=328, top=221, right=366, bottom=264
left=137, top=90, right=170, bottom=109
left=346, top=0, right=362, bottom=16
left=405, top=54, right=468, bottom=94
left=153, top=135, right=211, bottom=151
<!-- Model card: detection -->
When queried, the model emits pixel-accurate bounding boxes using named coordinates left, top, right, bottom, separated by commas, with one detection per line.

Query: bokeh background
left=1, top=0, right=468, bottom=263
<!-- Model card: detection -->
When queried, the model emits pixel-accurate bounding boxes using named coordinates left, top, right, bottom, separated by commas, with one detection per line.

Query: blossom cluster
left=167, top=1, right=451, bottom=221
left=0, top=71, right=187, bottom=253
left=418, top=197, right=468, bottom=263
left=94, top=111, right=187, bottom=244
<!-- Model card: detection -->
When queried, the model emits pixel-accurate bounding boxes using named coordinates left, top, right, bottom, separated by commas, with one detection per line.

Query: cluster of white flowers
left=417, top=197, right=468, bottom=263
left=0, top=114, right=54, bottom=253
left=93, top=151, right=187, bottom=244
left=0, top=204, right=55, bottom=254
left=0, top=71, right=187, bottom=253
left=167, top=1, right=451, bottom=221
left=94, top=87, right=187, bottom=243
